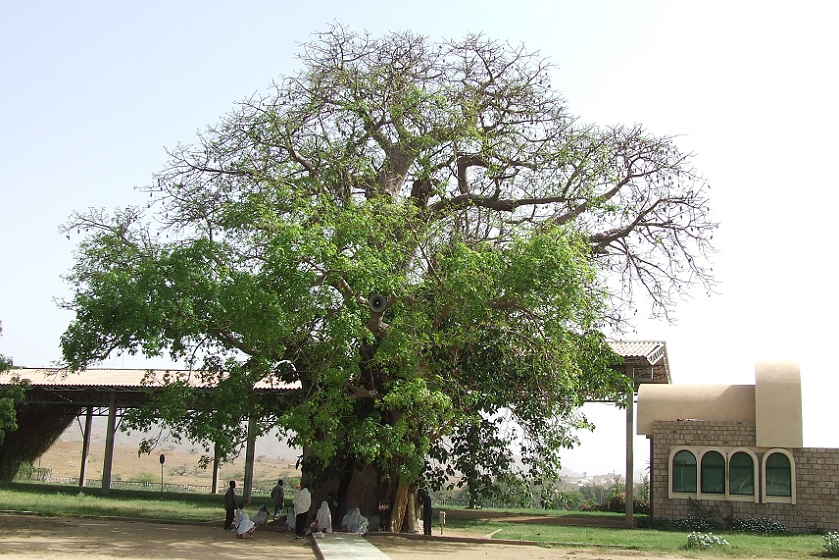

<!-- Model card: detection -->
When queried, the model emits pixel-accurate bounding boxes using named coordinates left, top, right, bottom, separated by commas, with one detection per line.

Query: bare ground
left=0, top=514, right=726, bottom=560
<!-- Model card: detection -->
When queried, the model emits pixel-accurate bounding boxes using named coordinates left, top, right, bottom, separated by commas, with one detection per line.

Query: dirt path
left=0, top=514, right=714, bottom=560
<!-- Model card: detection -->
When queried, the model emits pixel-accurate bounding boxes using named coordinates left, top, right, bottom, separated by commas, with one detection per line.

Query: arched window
left=765, top=452, right=792, bottom=497
left=700, top=451, right=725, bottom=494
left=728, top=452, right=754, bottom=495
left=672, top=450, right=697, bottom=493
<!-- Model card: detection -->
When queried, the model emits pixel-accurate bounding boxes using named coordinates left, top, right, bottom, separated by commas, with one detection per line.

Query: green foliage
left=731, top=517, right=790, bottom=535
left=130, top=472, right=159, bottom=485
left=824, top=531, right=839, bottom=556
left=12, top=461, right=34, bottom=480
left=0, top=404, right=78, bottom=482
left=603, top=494, right=651, bottom=515
left=0, top=380, right=24, bottom=448
left=686, top=531, right=729, bottom=549
left=59, top=25, right=714, bottom=498
left=672, top=516, right=715, bottom=532
left=0, top=321, right=25, bottom=448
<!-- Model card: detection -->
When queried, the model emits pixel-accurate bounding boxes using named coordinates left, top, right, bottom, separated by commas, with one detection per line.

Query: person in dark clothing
left=326, top=491, right=338, bottom=523
left=270, top=479, right=285, bottom=518
left=224, top=480, right=237, bottom=530
left=420, top=489, right=432, bottom=536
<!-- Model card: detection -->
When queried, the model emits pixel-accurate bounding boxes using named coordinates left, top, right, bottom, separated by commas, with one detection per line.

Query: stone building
left=637, top=362, right=839, bottom=532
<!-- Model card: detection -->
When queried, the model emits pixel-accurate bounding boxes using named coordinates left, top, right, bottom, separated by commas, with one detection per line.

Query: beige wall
left=755, top=362, right=803, bottom=448
left=637, top=384, right=755, bottom=436
left=637, top=361, right=803, bottom=449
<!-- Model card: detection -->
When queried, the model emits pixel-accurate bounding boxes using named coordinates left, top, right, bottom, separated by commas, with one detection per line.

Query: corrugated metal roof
left=0, top=368, right=299, bottom=391
left=3, top=343, right=667, bottom=390
left=608, top=340, right=667, bottom=365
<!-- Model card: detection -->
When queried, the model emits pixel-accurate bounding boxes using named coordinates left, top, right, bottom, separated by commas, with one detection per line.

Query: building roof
left=608, top=340, right=667, bottom=366
left=608, top=340, right=671, bottom=389
left=2, top=340, right=668, bottom=396
left=0, top=368, right=299, bottom=391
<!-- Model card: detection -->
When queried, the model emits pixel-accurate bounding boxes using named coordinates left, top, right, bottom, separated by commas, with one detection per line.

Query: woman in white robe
left=234, top=506, right=256, bottom=539
left=315, top=500, right=332, bottom=532
left=252, top=504, right=269, bottom=527
left=340, top=507, right=369, bottom=535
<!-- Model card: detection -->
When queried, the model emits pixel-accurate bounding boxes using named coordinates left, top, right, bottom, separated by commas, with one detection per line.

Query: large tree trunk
left=389, top=481, right=410, bottom=531
left=406, top=488, right=417, bottom=532
left=305, top=458, right=420, bottom=533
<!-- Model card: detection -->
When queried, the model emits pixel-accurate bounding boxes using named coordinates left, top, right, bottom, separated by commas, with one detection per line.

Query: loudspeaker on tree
left=368, top=294, right=387, bottom=312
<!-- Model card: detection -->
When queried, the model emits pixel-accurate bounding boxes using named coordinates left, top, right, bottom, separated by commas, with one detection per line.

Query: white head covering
left=341, top=507, right=368, bottom=534
left=235, top=508, right=256, bottom=536
left=316, top=500, right=332, bottom=532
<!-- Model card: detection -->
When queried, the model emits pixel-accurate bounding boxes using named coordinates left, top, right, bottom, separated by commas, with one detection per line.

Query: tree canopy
left=0, top=322, right=24, bottom=449
left=60, top=26, right=715, bottom=506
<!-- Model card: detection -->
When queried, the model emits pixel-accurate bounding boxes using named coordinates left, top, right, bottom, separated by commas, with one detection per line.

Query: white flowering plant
left=824, top=531, right=839, bottom=556
left=687, top=532, right=729, bottom=549
left=673, top=516, right=713, bottom=531
left=731, top=517, right=789, bottom=534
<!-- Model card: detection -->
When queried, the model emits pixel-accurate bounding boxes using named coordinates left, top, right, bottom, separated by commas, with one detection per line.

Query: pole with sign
left=159, top=454, right=166, bottom=499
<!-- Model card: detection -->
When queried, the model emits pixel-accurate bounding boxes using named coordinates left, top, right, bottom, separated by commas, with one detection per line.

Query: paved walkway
left=311, top=532, right=391, bottom=560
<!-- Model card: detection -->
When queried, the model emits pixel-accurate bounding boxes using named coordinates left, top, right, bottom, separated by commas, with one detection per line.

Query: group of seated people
left=232, top=499, right=370, bottom=539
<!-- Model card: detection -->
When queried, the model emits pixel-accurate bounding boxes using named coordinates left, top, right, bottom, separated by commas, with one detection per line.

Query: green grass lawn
left=0, top=482, right=830, bottom=558
left=445, top=518, right=826, bottom=558
left=0, top=482, right=228, bottom=522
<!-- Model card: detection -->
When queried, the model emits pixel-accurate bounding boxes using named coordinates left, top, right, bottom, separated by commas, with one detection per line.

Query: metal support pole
left=210, top=443, right=221, bottom=494
left=78, top=406, right=93, bottom=488
left=624, top=390, right=634, bottom=528
left=212, top=442, right=221, bottom=494
left=102, top=392, right=117, bottom=495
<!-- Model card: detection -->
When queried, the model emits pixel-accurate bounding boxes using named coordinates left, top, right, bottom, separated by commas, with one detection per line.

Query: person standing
left=270, top=479, right=285, bottom=519
left=292, top=483, right=312, bottom=539
left=224, top=480, right=237, bottom=531
left=326, top=491, right=338, bottom=523
left=420, top=489, right=432, bottom=536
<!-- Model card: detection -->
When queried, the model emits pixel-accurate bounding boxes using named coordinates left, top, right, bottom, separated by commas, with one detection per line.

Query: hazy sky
left=2, top=1, right=838, bottom=476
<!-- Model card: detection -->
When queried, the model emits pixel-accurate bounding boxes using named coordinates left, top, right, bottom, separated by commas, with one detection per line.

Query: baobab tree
left=60, top=25, right=715, bottom=525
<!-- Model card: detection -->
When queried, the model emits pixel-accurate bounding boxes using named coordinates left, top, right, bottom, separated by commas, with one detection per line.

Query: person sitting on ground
left=234, top=503, right=256, bottom=539
left=284, top=505, right=295, bottom=531
left=304, top=500, right=333, bottom=536
left=340, top=507, right=369, bottom=535
left=316, top=500, right=333, bottom=532
left=252, top=504, right=269, bottom=527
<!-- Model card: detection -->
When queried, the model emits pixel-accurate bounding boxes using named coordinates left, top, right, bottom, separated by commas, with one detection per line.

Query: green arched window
left=728, top=452, right=754, bottom=495
left=700, top=451, right=725, bottom=494
left=672, top=450, right=697, bottom=493
left=765, top=453, right=792, bottom=497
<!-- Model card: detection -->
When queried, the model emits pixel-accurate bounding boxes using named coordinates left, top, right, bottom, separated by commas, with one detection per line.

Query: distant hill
left=57, top=416, right=300, bottom=460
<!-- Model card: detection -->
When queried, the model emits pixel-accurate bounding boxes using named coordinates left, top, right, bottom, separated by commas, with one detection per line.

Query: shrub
left=673, top=516, right=713, bottom=532
left=130, top=472, right=157, bottom=485
left=824, top=531, right=839, bottom=556
left=687, top=532, right=729, bottom=549
left=603, top=494, right=651, bottom=515
left=731, top=517, right=789, bottom=535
